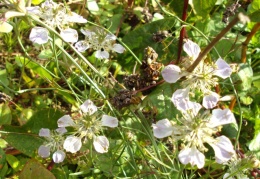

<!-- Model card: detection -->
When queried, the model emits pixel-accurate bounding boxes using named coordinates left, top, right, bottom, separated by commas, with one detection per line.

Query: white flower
left=63, top=135, right=82, bottom=153
left=57, top=115, right=75, bottom=127
left=29, top=27, right=49, bottom=44
left=152, top=119, right=174, bottom=138
left=38, top=145, right=50, bottom=158
left=60, top=28, right=78, bottom=43
left=80, top=99, right=97, bottom=115
left=39, top=128, right=50, bottom=137
left=75, top=28, right=125, bottom=59
left=162, top=65, right=182, bottom=83
left=202, top=92, right=220, bottom=109
left=183, top=39, right=201, bottom=60
left=101, top=115, right=118, bottom=128
left=214, top=58, right=232, bottom=79
left=93, top=136, right=109, bottom=153
left=209, top=108, right=236, bottom=128
left=52, top=150, right=66, bottom=163
left=178, top=146, right=205, bottom=169
left=209, top=136, right=235, bottom=164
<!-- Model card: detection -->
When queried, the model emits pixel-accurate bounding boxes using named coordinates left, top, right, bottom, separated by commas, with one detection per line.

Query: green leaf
left=142, top=83, right=179, bottom=120
left=19, top=159, right=55, bottom=179
left=248, top=10, right=260, bottom=22
left=232, top=63, right=253, bottom=91
left=0, top=148, right=6, bottom=170
left=248, top=0, right=260, bottom=14
left=6, top=154, right=19, bottom=171
left=15, top=56, right=53, bottom=81
left=37, top=49, right=53, bottom=60
left=249, top=132, right=260, bottom=156
left=0, top=69, right=9, bottom=86
left=189, top=0, right=217, bottom=17
left=0, top=103, right=12, bottom=125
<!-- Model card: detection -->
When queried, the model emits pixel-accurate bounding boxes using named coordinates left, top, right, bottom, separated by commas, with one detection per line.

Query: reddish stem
left=176, top=0, right=189, bottom=64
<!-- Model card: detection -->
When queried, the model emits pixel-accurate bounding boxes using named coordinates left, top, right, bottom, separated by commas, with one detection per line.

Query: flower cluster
left=162, top=40, right=232, bottom=105
left=38, top=127, right=67, bottom=163
left=27, top=0, right=87, bottom=43
left=38, top=99, right=118, bottom=163
left=27, top=0, right=125, bottom=59
left=75, top=27, right=125, bottom=59
left=152, top=89, right=236, bottom=168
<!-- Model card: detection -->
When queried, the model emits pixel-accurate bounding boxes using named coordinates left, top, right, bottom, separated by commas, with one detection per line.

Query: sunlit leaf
left=189, top=0, right=217, bottom=17
left=0, top=103, right=12, bottom=125
left=19, top=159, right=55, bottom=179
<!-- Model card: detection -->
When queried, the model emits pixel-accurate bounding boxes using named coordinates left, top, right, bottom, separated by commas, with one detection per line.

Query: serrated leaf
left=189, top=0, right=217, bottom=17
left=19, top=159, right=55, bottom=179
left=0, top=103, right=12, bottom=125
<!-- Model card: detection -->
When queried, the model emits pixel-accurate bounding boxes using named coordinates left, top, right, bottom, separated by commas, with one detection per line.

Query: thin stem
left=187, top=15, right=240, bottom=72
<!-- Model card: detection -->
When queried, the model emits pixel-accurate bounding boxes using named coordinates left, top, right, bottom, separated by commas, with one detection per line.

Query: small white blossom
left=214, top=58, right=232, bottom=79
left=93, top=136, right=109, bottom=153
left=29, top=27, right=49, bottom=44
left=171, top=88, right=197, bottom=111
left=75, top=27, right=125, bottom=59
left=162, top=65, right=182, bottom=83
left=80, top=99, right=98, bottom=115
left=178, top=146, right=205, bottom=169
left=63, top=135, right=82, bottom=153
left=55, top=127, right=67, bottom=134
left=101, top=115, right=118, bottom=128
left=57, top=115, right=75, bottom=127
left=52, top=150, right=66, bottom=163
left=152, top=119, right=174, bottom=138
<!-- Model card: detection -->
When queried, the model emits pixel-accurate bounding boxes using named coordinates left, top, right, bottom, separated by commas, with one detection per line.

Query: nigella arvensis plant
left=38, top=127, right=67, bottom=163
left=152, top=90, right=236, bottom=169
left=75, top=27, right=125, bottom=59
left=27, top=0, right=87, bottom=44
left=57, top=99, right=118, bottom=154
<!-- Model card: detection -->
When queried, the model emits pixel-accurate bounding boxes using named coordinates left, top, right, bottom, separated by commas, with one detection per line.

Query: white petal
left=214, top=58, right=232, bottom=79
left=60, top=28, right=78, bottom=43
left=80, top=99, right=97, bottom=115
left=162, top=64, right=182, bottom=83
left=29, top=27, right=49, bottom=44
left=152, top=119, right=173, bottom=138
left=95, top=50, right=109, bottom=59
left=209, top=109, right=236, bottom=128
left=57, top=115, right=75, bottom=127
left=183, top=40, right=201, bottom=60
left=39, top=128, right=50, bottom=137
left=178, top=147, right=205, bottom=169
left=101, top=115, right=118, bottom=128
left=93, top=136, right=109, bottom=153
left=26, top=6, right=41, bottom=15
left=55, top=127, right=67, bottom=134
left=67, top=12, right=87, bottom=23
left=112, top=44, right=125, bottom=53
left=209, top=136, right=235, bottom=164
left=75, top=40, right=90, bottom=52
left=80, top=29, right=94, bottom=37
left=202, top=92, right=220, bottom=109
left=38, top=145, right=50, bottom=158
left=63, top=136, right=82, bottom=153
left=52, top=150, right=66, bottom=163
left=105, top=34, right=116, bottom=41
